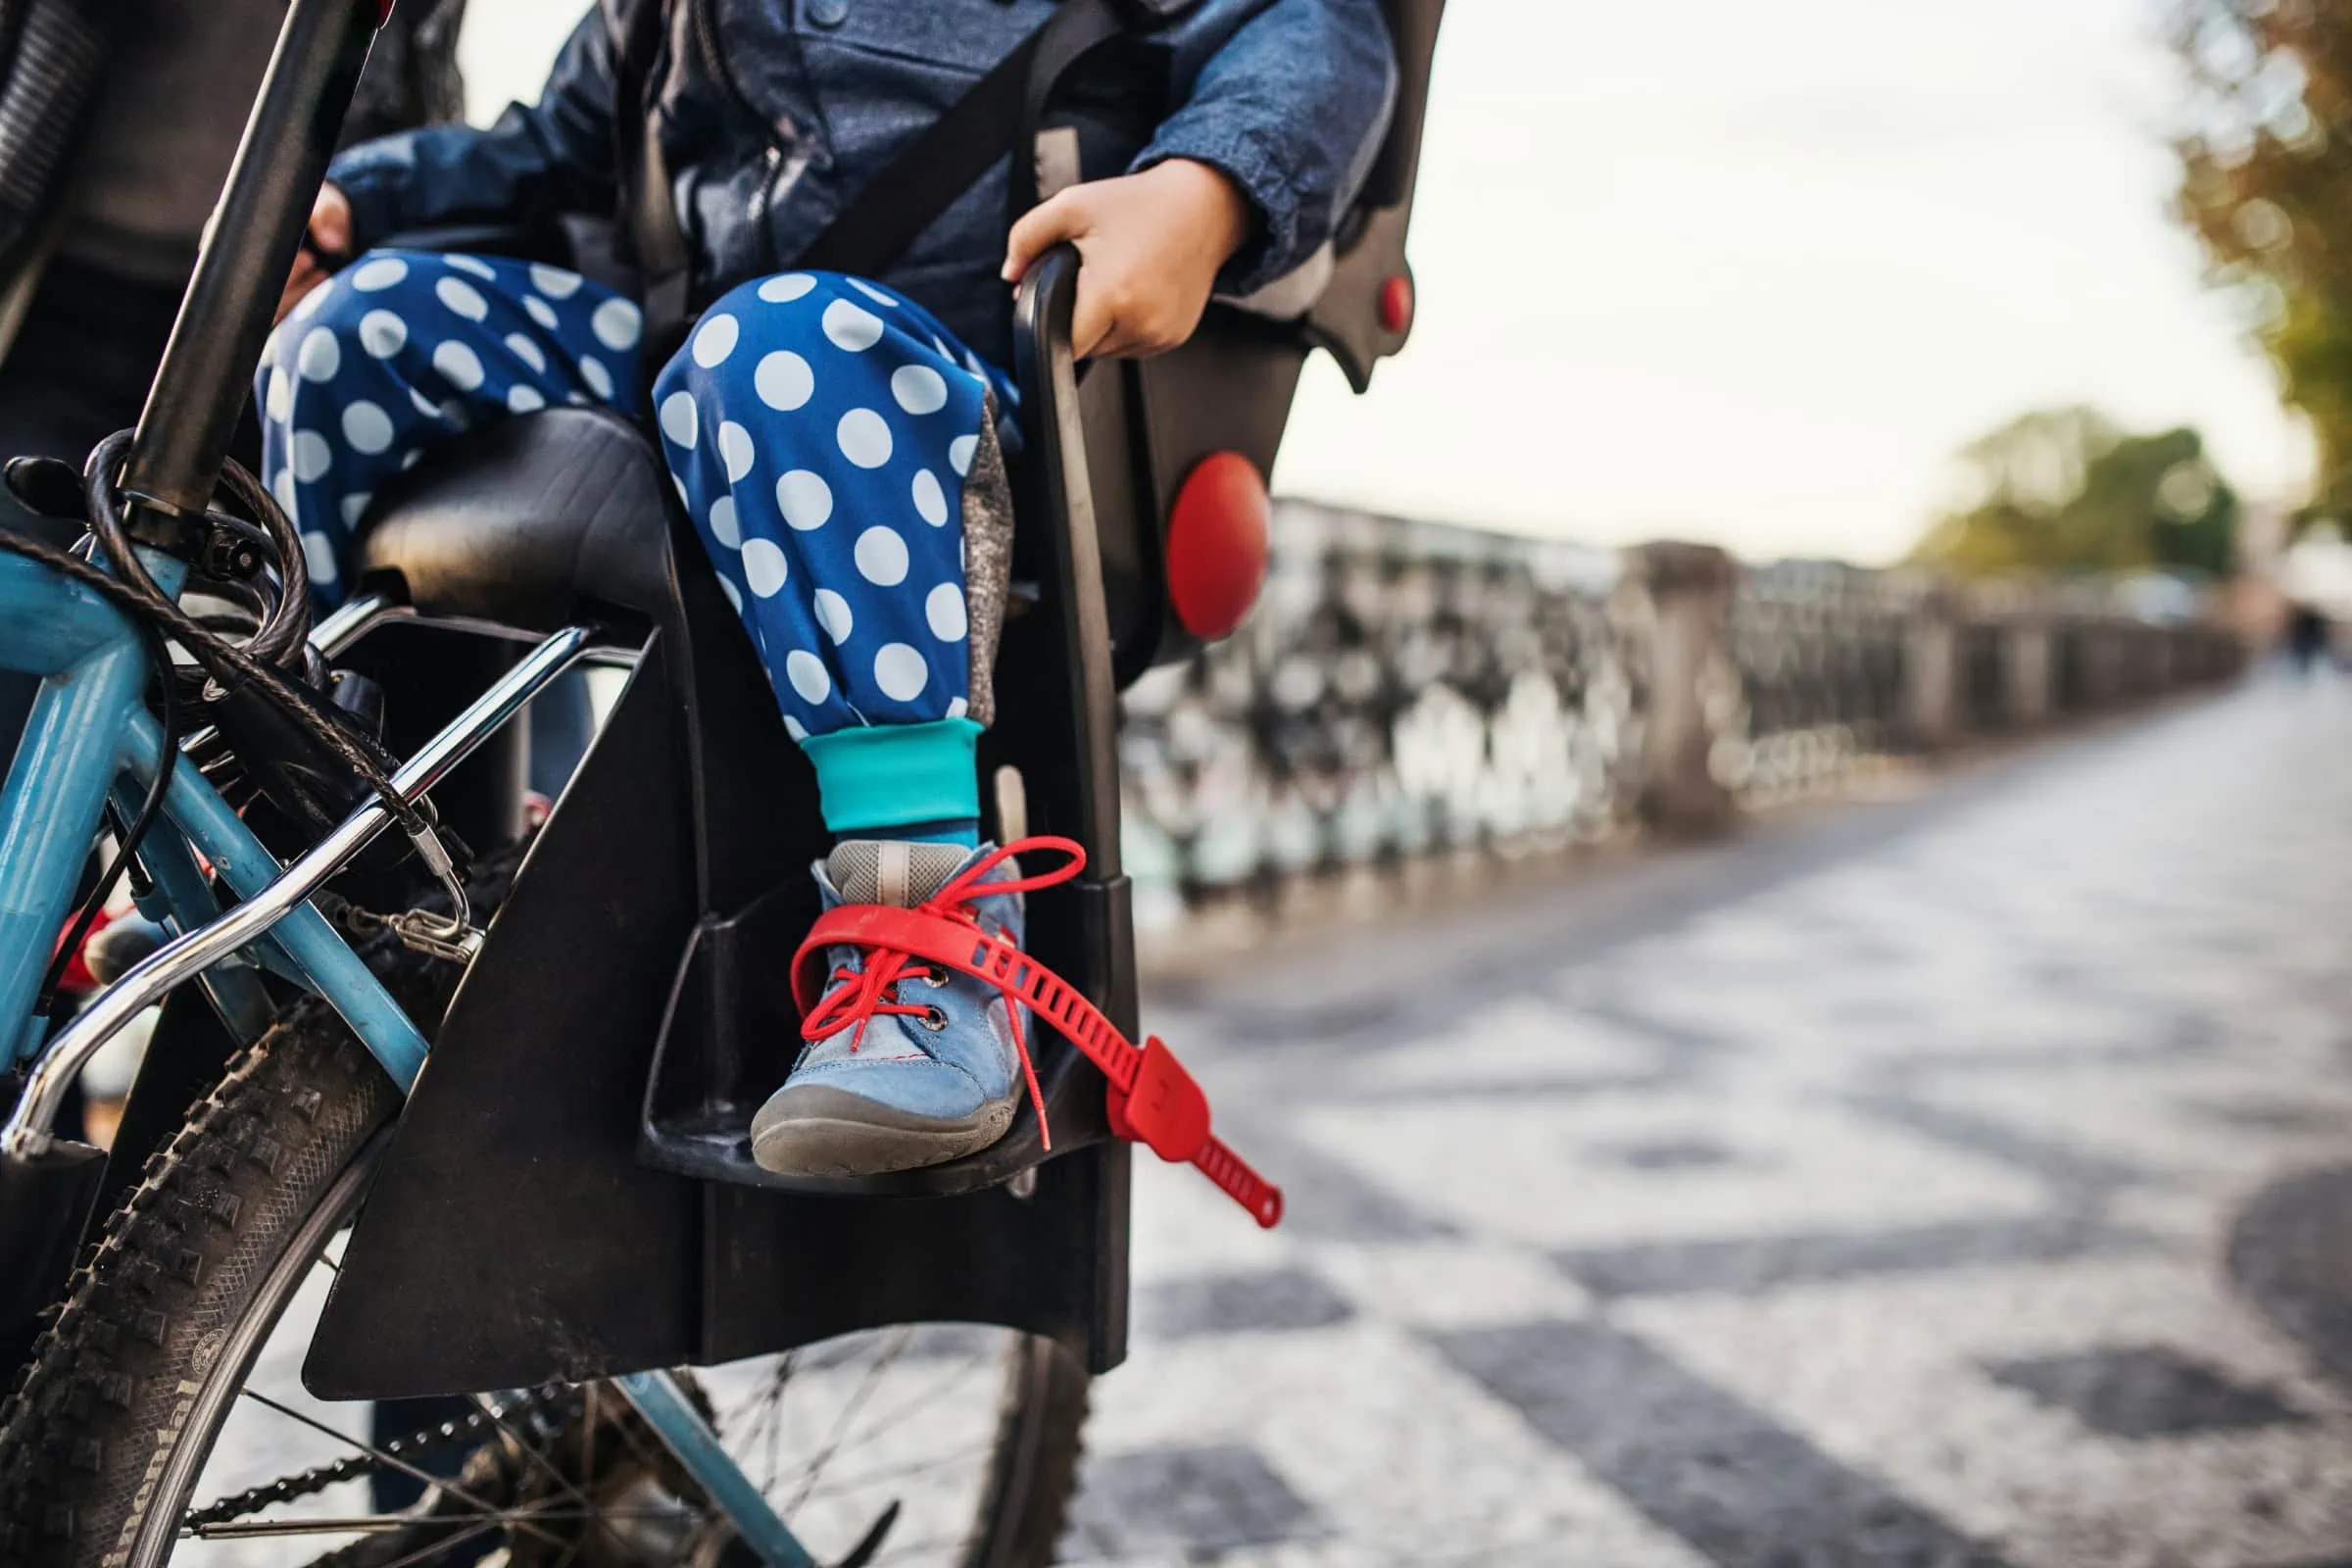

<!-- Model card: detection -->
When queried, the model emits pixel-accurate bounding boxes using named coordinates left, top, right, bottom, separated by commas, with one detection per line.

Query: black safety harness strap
left=612, top=0, right=690, bottom=351
left=793, top=0, right=1126, bottom=276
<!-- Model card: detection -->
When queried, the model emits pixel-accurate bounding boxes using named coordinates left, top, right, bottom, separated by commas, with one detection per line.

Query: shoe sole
left=750, top=1084, right=1018, bottom=1177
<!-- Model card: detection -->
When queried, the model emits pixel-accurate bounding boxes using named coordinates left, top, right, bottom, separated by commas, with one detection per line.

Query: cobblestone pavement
left=173, top=679, right=2352, bottom=1567
left=1067, top=678, right=2352, bottom=1567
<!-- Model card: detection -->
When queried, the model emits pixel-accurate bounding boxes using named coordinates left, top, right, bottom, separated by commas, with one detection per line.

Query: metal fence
left=1122, top=501, right=2245, bottom=906
left=1119, top=506, right=1635, bottom=904
left=1721, top=563, right=1913, bottom=805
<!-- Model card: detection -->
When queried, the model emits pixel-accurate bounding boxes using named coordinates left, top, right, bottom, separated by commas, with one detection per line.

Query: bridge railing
left=1118, top=502, right=2245, bottom=906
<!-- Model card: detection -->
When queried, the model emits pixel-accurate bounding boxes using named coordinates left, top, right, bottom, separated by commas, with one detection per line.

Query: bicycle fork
left=617, top=1372, right=817, bottom=1568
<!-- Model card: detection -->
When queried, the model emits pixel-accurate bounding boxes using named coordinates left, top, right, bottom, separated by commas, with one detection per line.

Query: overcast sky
left=459, top=0, right=2304, bottom=564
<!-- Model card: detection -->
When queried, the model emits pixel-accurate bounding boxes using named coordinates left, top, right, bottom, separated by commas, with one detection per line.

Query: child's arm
left=1003, top=0, right=1398, bottom=360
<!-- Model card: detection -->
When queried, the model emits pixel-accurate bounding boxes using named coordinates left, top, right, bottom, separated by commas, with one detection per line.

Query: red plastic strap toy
left=792, top=837, right=1284, bottom=1228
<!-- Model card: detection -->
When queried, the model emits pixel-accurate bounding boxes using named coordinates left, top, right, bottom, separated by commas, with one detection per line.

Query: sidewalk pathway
left=1072, top=677, right=2352, bottom=1567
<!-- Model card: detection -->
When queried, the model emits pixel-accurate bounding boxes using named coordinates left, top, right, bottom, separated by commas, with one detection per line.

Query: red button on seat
left=1165, top=451, right=1270, bottom=641
left=1379, top=273, right=1415, bottom=335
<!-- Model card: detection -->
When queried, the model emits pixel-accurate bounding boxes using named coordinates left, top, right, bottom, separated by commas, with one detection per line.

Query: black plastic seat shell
left=301, top=0, right=1449, bottom=1398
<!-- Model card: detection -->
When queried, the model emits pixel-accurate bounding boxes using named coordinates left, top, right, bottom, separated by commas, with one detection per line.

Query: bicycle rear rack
left=1, top=620, right=595, bottom=1161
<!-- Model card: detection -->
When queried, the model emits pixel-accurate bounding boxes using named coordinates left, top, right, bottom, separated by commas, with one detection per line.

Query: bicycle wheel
left=0, top=984, right=1089, bottom=1567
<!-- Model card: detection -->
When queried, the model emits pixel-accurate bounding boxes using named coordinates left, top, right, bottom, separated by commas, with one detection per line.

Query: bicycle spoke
left=783, top=1327, right=914, bottom=1515
left=826, top=1352, right=996, bottom=1464
left=455, top=1388, right=645, bottom=1566
left=368, top=1516, right=503, bottom=1568
left=759, top=1351, right=798, bottom=1495
left=797, top=1443, right=996, bottom=1501
left=185, top=1506, right=694, bottom=1539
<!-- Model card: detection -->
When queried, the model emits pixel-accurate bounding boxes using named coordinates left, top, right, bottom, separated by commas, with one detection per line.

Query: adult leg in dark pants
left=0, top=266, right=183, bottom=760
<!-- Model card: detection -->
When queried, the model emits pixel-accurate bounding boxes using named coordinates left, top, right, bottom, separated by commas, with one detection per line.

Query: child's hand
left=276, top=184, right=354, bottom=324
left=1003, top=159, right=1250, bottom=360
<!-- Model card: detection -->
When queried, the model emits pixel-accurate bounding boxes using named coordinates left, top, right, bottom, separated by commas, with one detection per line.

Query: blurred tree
left=1911, top=406, right=2239, bottom=576
left=2167, top=0, right=2352, bottom=509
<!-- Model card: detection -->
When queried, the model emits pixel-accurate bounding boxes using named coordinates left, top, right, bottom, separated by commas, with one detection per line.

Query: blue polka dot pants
left=259, top=251, right=1019, bottom=832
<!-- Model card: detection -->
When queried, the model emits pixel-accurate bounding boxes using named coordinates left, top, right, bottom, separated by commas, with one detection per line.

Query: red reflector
left=1165, top=451, right=1270, bottom=641
left=1378, top=273, right=1414, bottom=335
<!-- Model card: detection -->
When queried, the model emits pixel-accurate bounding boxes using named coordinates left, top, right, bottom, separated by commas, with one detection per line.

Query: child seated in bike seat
left=265, top=0, right=1395, bottom=1179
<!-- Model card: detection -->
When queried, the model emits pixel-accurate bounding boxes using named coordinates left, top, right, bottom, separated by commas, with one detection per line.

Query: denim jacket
left=328, top=0, right=1397, bottom=366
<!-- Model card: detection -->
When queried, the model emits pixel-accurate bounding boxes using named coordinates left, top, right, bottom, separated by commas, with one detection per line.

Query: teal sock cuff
left=800, top=718, right=984, bottom=835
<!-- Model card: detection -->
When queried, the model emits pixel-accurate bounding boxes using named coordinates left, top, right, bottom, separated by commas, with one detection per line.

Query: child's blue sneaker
left=751, top=840, right=1031, bottom=1177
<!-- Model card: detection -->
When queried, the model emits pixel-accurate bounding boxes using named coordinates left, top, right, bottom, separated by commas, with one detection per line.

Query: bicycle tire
left=0, top=964, right=1091, bottom=1566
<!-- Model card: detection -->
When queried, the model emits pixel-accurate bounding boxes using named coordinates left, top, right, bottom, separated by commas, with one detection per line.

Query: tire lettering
left=108, top=1380, right=201, bottom=1563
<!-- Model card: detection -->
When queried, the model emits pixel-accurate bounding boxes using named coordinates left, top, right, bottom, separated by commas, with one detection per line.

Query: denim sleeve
left=1131, top=0, right=1399, bottom=296
left=326, top=5, right=619, bottom=248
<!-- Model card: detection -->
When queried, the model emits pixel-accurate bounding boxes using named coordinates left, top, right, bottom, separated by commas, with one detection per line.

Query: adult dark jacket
left=0, top=0, right=464, bottom=772
left=0, top=0, right=465, bottom=289
left=326, top=0, right=1397, bottom=367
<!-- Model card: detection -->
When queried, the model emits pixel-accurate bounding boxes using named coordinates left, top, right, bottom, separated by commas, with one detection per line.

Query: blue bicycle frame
left=0, top=549, right=427, bottom=1084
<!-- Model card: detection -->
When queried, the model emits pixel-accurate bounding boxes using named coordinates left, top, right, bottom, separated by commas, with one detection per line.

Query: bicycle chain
left=182, top=1384, right=583, bottom=1529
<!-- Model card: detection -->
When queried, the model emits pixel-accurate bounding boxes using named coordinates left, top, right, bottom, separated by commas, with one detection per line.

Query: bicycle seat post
left=118, top=0, right=385, bottom=551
